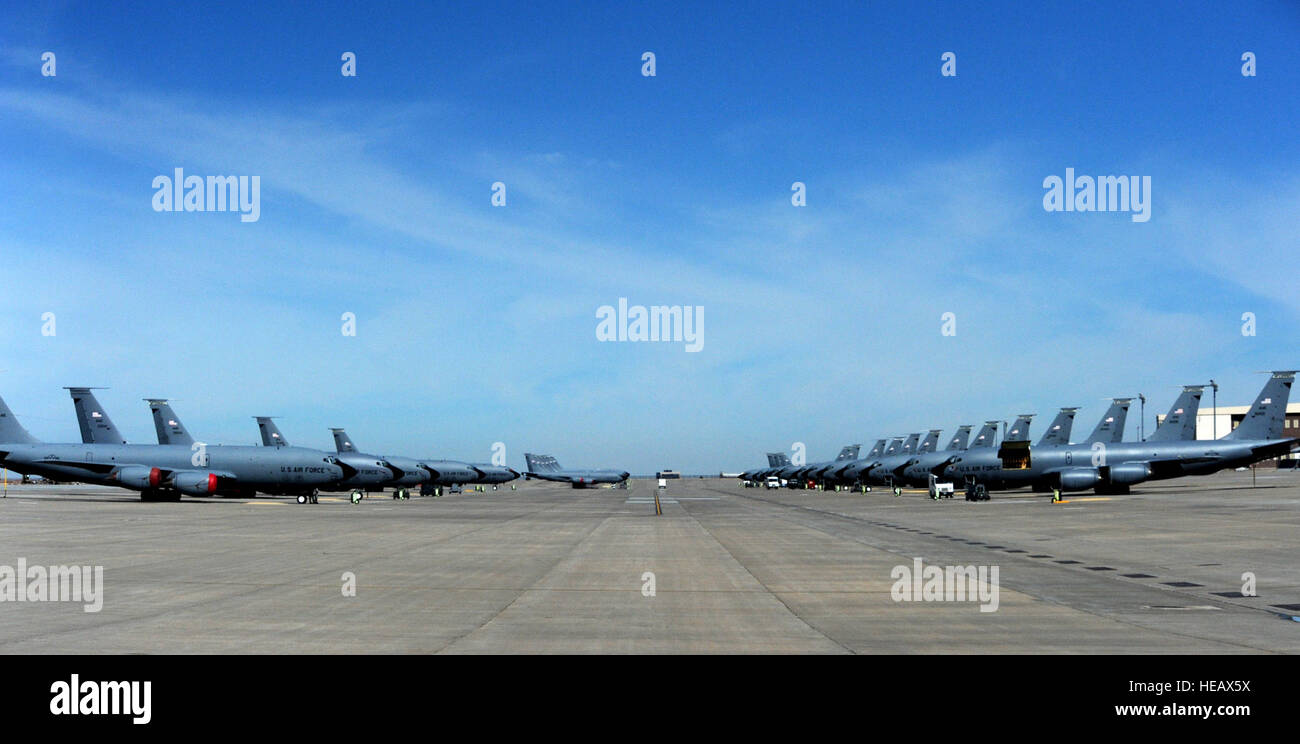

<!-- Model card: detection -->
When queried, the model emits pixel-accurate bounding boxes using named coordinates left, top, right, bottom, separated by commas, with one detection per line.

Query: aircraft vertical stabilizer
left=1224, top=371, right=1296, bottom=441
left=67, top=387, right=126, bottom=445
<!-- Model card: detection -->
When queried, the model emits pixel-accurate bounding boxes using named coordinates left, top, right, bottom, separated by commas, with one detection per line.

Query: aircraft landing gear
left=297, top=490, right=319, bottom=505
left=392, top=488, right=410, bottom=500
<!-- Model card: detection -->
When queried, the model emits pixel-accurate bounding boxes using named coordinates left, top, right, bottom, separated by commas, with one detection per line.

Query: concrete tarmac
left=0, top=471, right=1297, bottom=653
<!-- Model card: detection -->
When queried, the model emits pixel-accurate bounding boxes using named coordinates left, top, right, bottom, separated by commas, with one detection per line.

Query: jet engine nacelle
left=1107, top=462, right=1152, bottom=485
left=1058, top=468, right=1101, bottom=491
left=171, top=471, right=219, bottom=495
left=113, top=465, right=162, bottom=490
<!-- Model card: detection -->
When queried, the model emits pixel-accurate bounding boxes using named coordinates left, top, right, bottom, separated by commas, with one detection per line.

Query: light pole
left=1209, top=379, right=1218, bottom=440
left=1139, top=394, right=1146, bottom=441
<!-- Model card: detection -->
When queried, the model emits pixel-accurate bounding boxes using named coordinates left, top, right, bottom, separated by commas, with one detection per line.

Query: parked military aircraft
left=329, top=428, right=429, bottom=498
left=524, top=453, right=629, bottom=488
left=251, top=417, right=396, bottom=497
left=790, top=444, right=861, bottom=485
left=0, top=391, right=344, bottom=501
left=467, top=463, right=521, bottom=487
left=738, top=455, right=772, bottom=484
left=855, top=432, right=926, bottom=491
left=762, top=452, right=791, bottom=481
left=264, top=418, right=497, bottom=494
left=897, top=424, right=976, bottom=487
left=943, top=372, right=1298, bottom=499
left=740, top=452, right=790, bottom=485
left=420, top=459, right=487, bottom=490
left=902, top=421, right=1002, bottom=488
left=827, top=436, right=907, bottom=487
left=820, top=440, right=887, bottom=487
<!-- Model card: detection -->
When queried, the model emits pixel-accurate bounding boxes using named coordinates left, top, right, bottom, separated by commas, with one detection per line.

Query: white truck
left=928, top=474, right=955, bottom=499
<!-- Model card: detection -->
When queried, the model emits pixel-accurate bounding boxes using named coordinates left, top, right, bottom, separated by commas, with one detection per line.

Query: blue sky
left=1, top=1, right=1297, bottom=472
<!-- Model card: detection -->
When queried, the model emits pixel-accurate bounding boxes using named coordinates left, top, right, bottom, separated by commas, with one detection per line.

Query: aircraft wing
left=35, top=458, right=239, bottom=482
left=34, top=458, right=118, bottom=474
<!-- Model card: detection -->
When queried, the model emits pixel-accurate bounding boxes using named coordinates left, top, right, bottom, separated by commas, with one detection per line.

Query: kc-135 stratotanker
left=0, top=388, right=345, bottom=501
left=740, top=373, right=1296, bottom=500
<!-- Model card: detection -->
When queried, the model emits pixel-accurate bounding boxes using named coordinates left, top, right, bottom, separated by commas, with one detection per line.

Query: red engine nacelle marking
left=149, top=467, right=162, bottom=488
left=205, top=473, right=218, bottom=494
